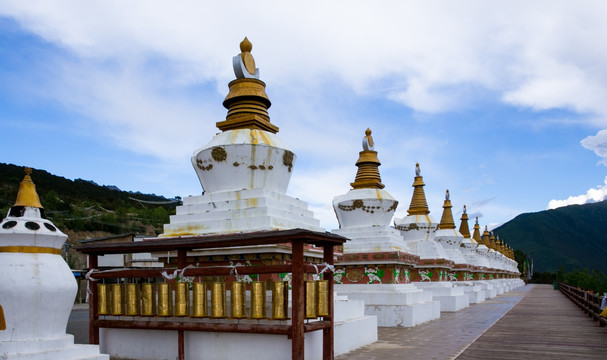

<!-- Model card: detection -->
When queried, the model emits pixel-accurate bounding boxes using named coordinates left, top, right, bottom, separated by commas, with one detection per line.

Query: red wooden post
left=291, top=240, right=305, bottom=360
left=88, top=254, right=99, bottom=345
left=177, top=249, right=186, bottom=360
left=322, top=244, right=335, bottom=360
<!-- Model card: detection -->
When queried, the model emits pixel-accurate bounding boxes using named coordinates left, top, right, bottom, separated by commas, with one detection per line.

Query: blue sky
left=1, top=2, right=607, bottom=231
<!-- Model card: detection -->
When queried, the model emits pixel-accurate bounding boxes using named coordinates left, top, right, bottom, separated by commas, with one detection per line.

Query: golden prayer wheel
left=317, top=280, right=329, bottom=317
left=230, top=281, right=246, bottom=319
left=191, top=282, right=207, bottom=318
left=141, top=283, right=156, bottom=316
left=271, top=281, right=289, bottom=320
left=250, top=281, right=266, bottom=319
left=125, top=283, right=140, bottom=316
left=97, top=284, right=110, bottom=315
left=305, top=281, right=317, bottom=319
left=174, top=282, right=189, bottom=317
left=210, top=282, right=226, bottom=318
left=110, top=283, right=124, bottom=316
left=157, top=283, right=172, bottom=317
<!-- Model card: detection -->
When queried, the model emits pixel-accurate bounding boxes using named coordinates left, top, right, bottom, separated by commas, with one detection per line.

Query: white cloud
left=547, top=176, right=607, bottom=209
left=582, top=129, right=607, bottom=166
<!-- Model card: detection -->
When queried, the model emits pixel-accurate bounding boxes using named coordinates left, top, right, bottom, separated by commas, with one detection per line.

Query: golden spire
left=407, top=163, right=430, bottom=215
left=472, top=217, right=482, bottom=243
left=458, top=205, right=471, bottom=238
left=489, top=231, right=497, bottom=250
left=482, top=226, right=491, bottom=248
left=438, top=190, right=455, bottom=229
left=216, top=37, right=278, bottom=134
left=495, top=235, right=502, bottom=254
left=14, top=167, right=43, bottom=209
left=350, top=128, right=385, bottom=189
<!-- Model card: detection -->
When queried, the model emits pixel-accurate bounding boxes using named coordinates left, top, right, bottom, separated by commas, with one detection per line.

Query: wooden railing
left=558, top=282, right=606, bottom=327
left=77, top=228, right=347, bottom=360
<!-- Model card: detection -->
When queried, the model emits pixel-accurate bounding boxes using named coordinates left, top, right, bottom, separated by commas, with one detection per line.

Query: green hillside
left=494, top=201, right=607, bottom=274
left=0, top=162, right=179, bottom=236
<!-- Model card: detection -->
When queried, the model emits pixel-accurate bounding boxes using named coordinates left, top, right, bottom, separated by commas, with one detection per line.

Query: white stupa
left=162, top=37, right=321, bottom=236
left=394, top=163, right=450, bottom=263
left=332, top=128, right=408, bottom=253
left=434, top=190, right=468, bottom=267
left=0, top=168, right=108, bottom=360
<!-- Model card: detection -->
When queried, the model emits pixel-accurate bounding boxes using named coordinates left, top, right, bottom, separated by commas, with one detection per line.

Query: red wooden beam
left=323, top=245, right=335, bottom=360
left=88, top=255, right=99, bottom=345
left=291, top=240, right=305, bottom=360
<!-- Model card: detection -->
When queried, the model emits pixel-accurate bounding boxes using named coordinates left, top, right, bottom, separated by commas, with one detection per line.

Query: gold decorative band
left=0, top=246, right=61, bottom=255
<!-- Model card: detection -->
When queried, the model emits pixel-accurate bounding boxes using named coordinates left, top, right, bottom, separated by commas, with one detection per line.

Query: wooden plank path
left=457, top=284, right=607, bottom=360
left=337, top=284, right=607, bottom=360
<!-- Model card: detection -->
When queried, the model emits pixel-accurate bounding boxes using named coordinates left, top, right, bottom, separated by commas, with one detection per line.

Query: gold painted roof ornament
left=438, top=190, right=456, bottom=229
left=407, top=163, right=430, bottom=215
left=350, top=128, right=385, bottom=189
left=458, top=205, right=471, bottom=238
left=14, top=167, right=43, bottom=209
left=217, top=37, right=278, bottom=134
left=472, top=216, right=482, bottom=243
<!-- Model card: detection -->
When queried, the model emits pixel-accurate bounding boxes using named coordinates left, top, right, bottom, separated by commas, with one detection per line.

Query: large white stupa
left=162, top=37, right=321, bottom=237
left=0, top=168, right=108, bottom=360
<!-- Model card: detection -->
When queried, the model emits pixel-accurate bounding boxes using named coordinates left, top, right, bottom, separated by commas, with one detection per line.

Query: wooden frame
left=77, top=229, right=347, bottom=360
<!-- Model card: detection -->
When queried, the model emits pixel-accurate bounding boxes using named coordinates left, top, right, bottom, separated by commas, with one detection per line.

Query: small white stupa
left=394, top=163, right=452, bottom=268
left=0, top=168, right=108, bottom=360
left=332, top=128, right=407, bottom=254
left=162, top=37, right=321, bottom=236
left=434, top=190, right=468, bottom=268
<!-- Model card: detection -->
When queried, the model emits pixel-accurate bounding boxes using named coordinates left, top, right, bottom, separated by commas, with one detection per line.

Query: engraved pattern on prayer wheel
left=230, top=281, right=246, bottom=319
left=141, top=283, right=156, bottom=316
left=192, top=282, right=207, bottom=317
left=210, top=282, right=226, bottom=318
left=110, top=283, right=124, bottom=316
left=125, top=283, right=140, bottom=316
left=317, top=280, right=329, bottom=316
left=271, top=281, right=288, bottom=320
left=305, top=281, right=317, bottom=319
left=175, top=282, right=189, bottom=317
left=157, top=283, right=172, bottom=317
left=97, top=284, right=109, bottom=315
left=250, top=281, right=266, bottom=319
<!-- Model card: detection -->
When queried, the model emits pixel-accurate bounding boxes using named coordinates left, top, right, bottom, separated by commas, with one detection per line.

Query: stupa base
left=0, top=335, right=108, bottom=360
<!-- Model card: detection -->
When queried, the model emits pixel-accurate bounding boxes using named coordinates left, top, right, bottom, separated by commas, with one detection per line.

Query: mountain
left=0, top=163, right=180, bottom=268
left=494, top=200, right=607, bottom=274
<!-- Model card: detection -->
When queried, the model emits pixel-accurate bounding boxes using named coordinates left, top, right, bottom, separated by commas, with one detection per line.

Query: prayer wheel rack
left=77, top=228, right=347, bottom=360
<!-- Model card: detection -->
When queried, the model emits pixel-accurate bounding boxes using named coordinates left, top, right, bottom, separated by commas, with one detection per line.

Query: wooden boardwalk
left=337, top=284, right=607, bottom=360
left=457, top=284, right=607, bottom=360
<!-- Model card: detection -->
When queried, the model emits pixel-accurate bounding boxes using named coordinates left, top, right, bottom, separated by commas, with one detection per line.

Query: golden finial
left=239, top=37, right=256, bottom=76
left=14, top=167, right=44, bottom=209
left=459, top=205, right=471, bottom=238
left=240, top=37, right=253, bottom=53
left=408, top=163, right=429, bottom=215
left=351, top=128, right=384, bottom=189
left=438, top=189, right=455, bottom=229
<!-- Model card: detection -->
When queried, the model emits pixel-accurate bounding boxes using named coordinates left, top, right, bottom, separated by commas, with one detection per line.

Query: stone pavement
left=337, top=285, right=531, bottom=360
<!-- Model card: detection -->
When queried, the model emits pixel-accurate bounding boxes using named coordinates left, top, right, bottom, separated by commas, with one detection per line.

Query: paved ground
left=336, top=286, right=530, bottom=360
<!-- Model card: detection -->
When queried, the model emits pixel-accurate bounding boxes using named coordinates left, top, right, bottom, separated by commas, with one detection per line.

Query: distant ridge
left=494, top=200, right=607, bottom=274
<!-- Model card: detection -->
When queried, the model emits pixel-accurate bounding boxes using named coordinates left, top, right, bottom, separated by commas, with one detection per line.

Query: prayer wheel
left=210, top=282, right=226, bottom=318
left=157, top=283, right=172, bottom=317
left=317, top=280, right=329, bottom=317
left=271, top=281, right=288, bottom=320
left=305, top=281, right=317, bottom=319
left=230, top=281, right=246, bottom=319
left=141, top=283, right=156, bottom=316
left=125, top=283, right=140, bottom=316
left=97, top=284, right=109, bottom=315
left=110, top=283, right=124, bottom=316
left=191, top=282, right=207, bottom=318
left=250, top=281, right=266, bottom=319
left=174, top=282, right=189, bottom=317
